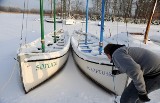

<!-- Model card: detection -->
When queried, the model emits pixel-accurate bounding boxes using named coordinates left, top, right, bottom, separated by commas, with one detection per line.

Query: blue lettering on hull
left=87, top=66, right=112, bottom=77
left=36, top=62, right=57, bottom=70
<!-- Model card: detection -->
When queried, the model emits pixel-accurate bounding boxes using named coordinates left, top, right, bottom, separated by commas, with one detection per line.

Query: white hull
left=18, top=31, right=70, bottom=93
left=45, top=18, right=62, bottom=23
left=18, top=52, right=69, bottom=93
left=71, top=31, right=128, bottom=95
left=64, top=19, right=75, bottom=25
left=98, top=21, right=106, bottom=26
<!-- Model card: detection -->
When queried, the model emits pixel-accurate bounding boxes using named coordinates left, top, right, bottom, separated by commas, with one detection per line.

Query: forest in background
left=0, top=0, right=160, bottom=24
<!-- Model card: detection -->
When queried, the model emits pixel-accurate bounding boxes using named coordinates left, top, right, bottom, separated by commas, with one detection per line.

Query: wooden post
left=144, top=0, right=158, bottom=44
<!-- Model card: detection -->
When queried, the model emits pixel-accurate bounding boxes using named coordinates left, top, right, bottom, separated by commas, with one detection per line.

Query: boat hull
left=45, top=18, right=62, bottom=23
left=17, top=30, right=70, bottom=93
left=64, top=19, right=75, bottom=25
left=18, top=51, right=69, bottom=93
left=71, top=31, right=128, bottom=95
left=72, top=50, right=128, bottom=95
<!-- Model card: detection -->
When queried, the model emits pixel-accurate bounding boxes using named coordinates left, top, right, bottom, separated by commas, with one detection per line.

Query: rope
left=125, top=22, right=129, bottom=47
left=109, top=28, right=112, bottom=37
left=113, top=76, right=117, bottom=103
left=116, top=21, right=118, bottom=44
left=112, top=64, right=117, bottom=103
left=0, top=60, right=18, bottom=96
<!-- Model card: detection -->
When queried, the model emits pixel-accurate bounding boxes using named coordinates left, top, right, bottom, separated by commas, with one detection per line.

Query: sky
left=0, top=0, right=93, bottom=10
left=0, top=0, right=49, bottom=10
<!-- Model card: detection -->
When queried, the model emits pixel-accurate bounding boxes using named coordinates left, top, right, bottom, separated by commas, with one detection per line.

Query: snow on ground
left=0, top=12, right=160, bottom=103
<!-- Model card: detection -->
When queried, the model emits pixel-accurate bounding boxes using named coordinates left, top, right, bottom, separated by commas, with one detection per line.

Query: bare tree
left=105, top=0, right=110, bottom=16
left=63, top=0, right=66, bottom=19
left=68, top=0, right=71, bottom=17
left=92, top=0, right=101, bottom=14
left=113, top=0, right=118, bottom=16
left=72, top=0, right=84, bottom=14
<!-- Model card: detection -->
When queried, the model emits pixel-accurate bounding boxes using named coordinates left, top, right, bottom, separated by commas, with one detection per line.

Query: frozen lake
left=0, top=12, right=160, bottom=103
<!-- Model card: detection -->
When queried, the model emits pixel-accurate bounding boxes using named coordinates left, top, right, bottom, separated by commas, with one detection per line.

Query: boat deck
left=19, top=31, right=69, bottom=54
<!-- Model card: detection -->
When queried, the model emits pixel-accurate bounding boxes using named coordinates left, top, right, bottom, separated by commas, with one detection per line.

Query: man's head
left=104, top=44, right=125, bottom=60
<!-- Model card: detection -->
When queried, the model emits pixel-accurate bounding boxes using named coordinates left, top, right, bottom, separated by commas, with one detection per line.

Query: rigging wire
left=81, top=22, right=84, bottom=31
left=19, top=0, right=26, bottom=52
left=25, top=0, right=29, bottom=44
left=61, top=19, right=64, bottom=29
left=44, top=0, right=49, bottom=33
left=111, top=8, right=119, bottom=101
left=8, top=0, right=11, bottom=16
left=0, top=0, right=19, bottom=95
left=0, top=60, right=18, bottom=96
left=58, top=0, right=64, bottom=30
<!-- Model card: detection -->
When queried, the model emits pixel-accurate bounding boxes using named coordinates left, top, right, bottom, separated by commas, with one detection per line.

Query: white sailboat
left=64, top=0, right=75, bottom=25
left=71, top=0, right=128, bottom=96
left=17, top=0, right=70, bottom=93
left=45, top=0, right=62, bottom=23
left=98, top=21, right=106, bottom=26
left=64, top=18, right=75, bottom=25
left=45, top=17, right=63, bottom=23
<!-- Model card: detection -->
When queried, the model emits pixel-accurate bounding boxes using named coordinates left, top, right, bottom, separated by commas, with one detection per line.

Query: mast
left=85, top=0, right=89, bottom=45
left=99, top=0, right=105, bottom=55
left=144, top=0, right=158, bottom=44
left=63, top=0, right=66, bottom=19
left=68, top=0, right=71, bottom=17
left=61, top=0, right=63, bottom=19
left=40, top=0, right=45, bottom=52
left=54, top=0, right=56, bottom=43
left=51, top=0, right=53, bottom=18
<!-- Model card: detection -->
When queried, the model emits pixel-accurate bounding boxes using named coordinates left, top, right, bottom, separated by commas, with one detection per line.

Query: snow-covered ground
left=0, top=12, right=160, bottom=103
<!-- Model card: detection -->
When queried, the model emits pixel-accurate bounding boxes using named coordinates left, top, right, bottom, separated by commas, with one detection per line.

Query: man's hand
left=138, top=94, right=150, bottom=102
left=112, top=70, right=120, bottom=75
